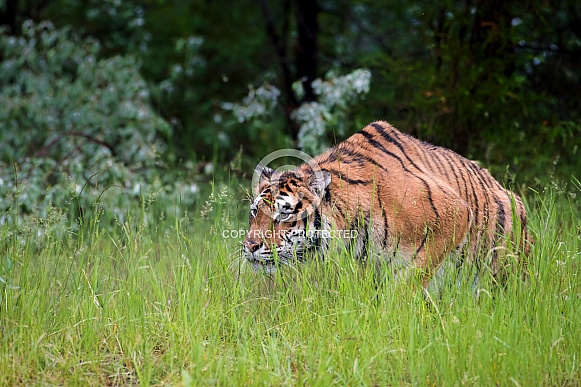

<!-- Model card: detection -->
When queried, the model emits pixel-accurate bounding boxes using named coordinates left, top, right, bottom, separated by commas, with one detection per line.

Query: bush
left=223, top=68, right=371, bottom=156
left=0, top=21, right=199, bottom=227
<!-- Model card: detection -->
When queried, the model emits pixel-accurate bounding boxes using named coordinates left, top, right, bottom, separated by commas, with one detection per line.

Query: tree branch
left=36, top=131, right=117, bottom=158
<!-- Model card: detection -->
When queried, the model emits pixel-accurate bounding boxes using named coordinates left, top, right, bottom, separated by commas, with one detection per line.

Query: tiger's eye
left=278, top=213, right=293, bottom=222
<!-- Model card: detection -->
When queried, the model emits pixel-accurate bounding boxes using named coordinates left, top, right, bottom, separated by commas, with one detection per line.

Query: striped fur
left=243, top=121, right=531, bottom=285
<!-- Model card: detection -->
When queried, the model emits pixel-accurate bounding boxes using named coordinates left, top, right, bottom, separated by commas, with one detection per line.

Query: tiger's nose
left=244, top=238, right=263, bottom=253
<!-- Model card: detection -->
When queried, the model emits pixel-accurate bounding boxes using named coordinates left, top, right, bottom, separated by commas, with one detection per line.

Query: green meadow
left=2, top=2, right=580, bottom=385
left=1, top=183, right=579, bottom=386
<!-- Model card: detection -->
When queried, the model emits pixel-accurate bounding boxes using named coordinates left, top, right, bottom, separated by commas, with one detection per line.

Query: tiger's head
left=243, top=165, right=331, bottom=272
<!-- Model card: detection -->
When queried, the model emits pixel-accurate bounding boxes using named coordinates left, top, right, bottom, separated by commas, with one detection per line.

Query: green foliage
left=223, top=68, right=371, bottom=156
left=0, top=21, right=199, bottom=225
left=0, top=185, right=579, bottom=385
left=346, top=1, right=581, bottom=186
left=293, top=69, right=371, bottom=154
left=484, top=121, right=581, bottom=187
left=8, top=0, right=574, bottom=188
left=1, top=1, right=579, bottom=226
left=151, top=34, right=205, bottom=121
left=44, top=0, right=148, bottom=54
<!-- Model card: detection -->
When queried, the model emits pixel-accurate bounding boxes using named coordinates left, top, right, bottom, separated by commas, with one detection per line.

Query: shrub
left=0, top=21, right=199, bottom=227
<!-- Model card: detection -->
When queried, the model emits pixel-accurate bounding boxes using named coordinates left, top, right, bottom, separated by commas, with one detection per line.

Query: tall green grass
left=0, top=184, right=579, bottom=385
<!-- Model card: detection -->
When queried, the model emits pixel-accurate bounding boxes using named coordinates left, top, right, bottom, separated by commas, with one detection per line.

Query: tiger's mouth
left=246, top=255, right=286, bottom=274
left=250, top=258, right=275, bottom=273
left=246, top=255, right=274, bottom=264
left=243, top=238, right=312, bottom=273
left=245, top=248, right=299, bottom=272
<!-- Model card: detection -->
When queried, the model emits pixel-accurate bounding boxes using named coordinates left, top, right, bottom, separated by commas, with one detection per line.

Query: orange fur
left=244, top=121, right=531, bottom=284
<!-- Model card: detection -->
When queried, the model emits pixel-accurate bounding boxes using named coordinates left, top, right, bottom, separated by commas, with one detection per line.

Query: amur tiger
left=243, top=121, right=531, bottom=286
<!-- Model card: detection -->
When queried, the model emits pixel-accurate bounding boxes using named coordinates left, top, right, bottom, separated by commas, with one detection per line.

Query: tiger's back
left=244, top=121, right=531, bottom=284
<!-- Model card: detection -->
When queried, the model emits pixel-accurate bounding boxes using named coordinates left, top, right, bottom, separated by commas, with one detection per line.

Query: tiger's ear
left=254, top=164, right=275, bottom=194
left=306, top=170, right=331, bottom=197
left=256, top=164, right=274, bottom=181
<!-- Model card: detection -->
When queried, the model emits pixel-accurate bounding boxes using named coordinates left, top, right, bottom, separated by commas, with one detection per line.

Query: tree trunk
left=0, top=0, right=18, bottom=34
left=296, top=0, right=318, bottom=103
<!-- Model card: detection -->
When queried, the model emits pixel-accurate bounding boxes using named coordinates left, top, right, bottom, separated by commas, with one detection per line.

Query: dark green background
left=2, top=0, right=580, bottom=186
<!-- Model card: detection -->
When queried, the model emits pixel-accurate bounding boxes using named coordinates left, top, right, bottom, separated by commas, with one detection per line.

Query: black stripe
left=488, top=184, right=514, bottom=246
left=414, top=230, right=429, bottom=259
left=358, top=130, right=410, bottom=173
left=322, top=148, right=365, bottom=166
left=339, top=138, right=391, bottom=175
left=344, top=149, right=390, bottom=174
left=327, top=169, right=370, bottom=186
left=477, top=165, right=500, bottom=192
left=356, top=131, right=440, bottom=222
left=292, top=203, right=304, bottom=215
left=420, top=148, right=446, bottom=177
left=477, top=167, right=494, bottom=189
left=362, top=225, right=369, bottom=260
left=331, top=146, right=361, bottom=161
left=465, top=161, right=492, bottom=227
left=439, top=151, right=473, bottom=232
left=314, top=208, right=321, bottom=230
left=463, top=160, right=499, bottom=253
left=489, top=193, right=506, bottom=263
left=377, top=185, right=389, bottom=249
left=416, top=179, right=439, bottom=223
left=363, top=126, right=443, bottom=223
left=430, top=151, right=451, bottom=182
left=386, top=236, right=401, bottom=266
left=319, top=151, right=338, bottom=165
left=361, top=214, right=369, bottom=260
left=400, top=134, right=430, bottom=167
left=369, top=122, right=424, bottom=171
left=419, top=145, right=446, bottom=178
left=495, top=196, right=506, bottom=236
left=322, top=146, right=388, bottom=175
left=441, top=150, right=467, bottom=196
left=389, top=128, right=465, bottom=198
left=438, top=152, right=461, bottom=190
left=457, top=157, right=481, bottom=231
left=386, top=127, right=468, bottom=206
left=382, top=208, right=388, bottom=249
left=479, top=174, right=510, bottom=246
left=323, top=186, right=331, bottom=204
left=519, top=207, right=528, bottom=250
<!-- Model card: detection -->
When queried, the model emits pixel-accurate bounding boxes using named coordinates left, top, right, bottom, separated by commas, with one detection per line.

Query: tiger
left=243, top=120, right=531, bottom=286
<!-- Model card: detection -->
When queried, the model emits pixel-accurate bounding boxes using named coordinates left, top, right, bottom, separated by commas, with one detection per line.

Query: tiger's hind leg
left=386, top=178, right=472, bottom=289
left=413, top=203, right=472, bottom=289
